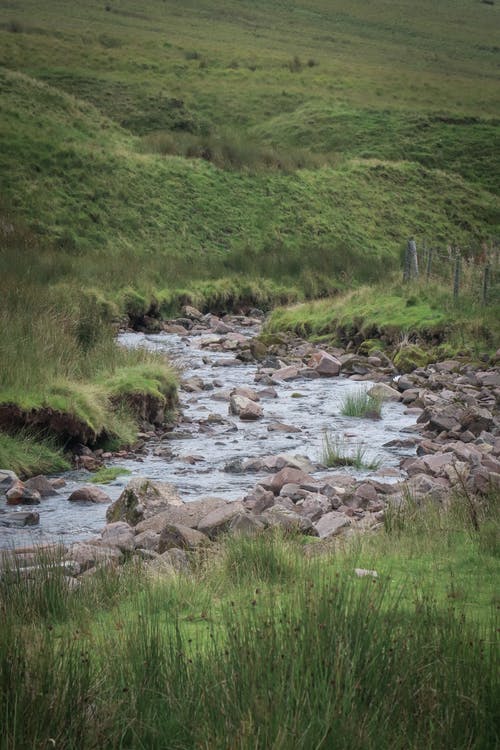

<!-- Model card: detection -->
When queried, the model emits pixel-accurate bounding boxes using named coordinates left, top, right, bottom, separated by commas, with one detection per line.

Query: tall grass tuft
left=321, top=432, right=381, bottom=470
left=340, top=388, right=382, bottom=419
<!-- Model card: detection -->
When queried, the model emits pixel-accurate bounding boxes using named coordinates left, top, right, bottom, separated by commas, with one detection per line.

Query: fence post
left=453, top=250, right=461, bottom=300
left=482, top=264, right=490, bottom=305
left=409, top=238, right=418, bottom=280
left=403, top=240, right=410, bottom=282
left=426, top=247, right=433, bottom=281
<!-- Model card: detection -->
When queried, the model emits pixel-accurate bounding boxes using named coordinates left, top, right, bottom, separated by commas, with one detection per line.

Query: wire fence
left=402, top=238, right=500, bottom=305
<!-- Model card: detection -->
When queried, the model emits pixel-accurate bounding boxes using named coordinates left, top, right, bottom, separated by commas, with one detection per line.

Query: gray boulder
left=314, top=512, right=351, bottom=539
left=197, top=502, right=246, bottom=539
left=101, top=522, right=135, bottom=553
left=158, top=523, right=210, bottom=553
left=106, top=477, right=182, bottom=525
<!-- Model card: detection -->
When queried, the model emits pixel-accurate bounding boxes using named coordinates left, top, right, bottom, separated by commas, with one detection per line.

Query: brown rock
left=6, top=482, right=41, bottom=505
left=24, top=475, right=57, bottom=497
left=68, top=486, right=111, bottom=504
left=229, top=395, right=263, bottom=420
left=260, top=467, right=316, bottom=495
left=308, top=350, right=341, bottom=377
left=158, top=523, right=210, bottom=552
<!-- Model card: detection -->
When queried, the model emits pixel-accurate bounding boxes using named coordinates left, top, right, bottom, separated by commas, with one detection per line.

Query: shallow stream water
left=0, top=326, right=418, bottom=548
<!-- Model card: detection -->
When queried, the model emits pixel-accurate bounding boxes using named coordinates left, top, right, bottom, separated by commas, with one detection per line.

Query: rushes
left=340, top=388, right=382, bottom=419
left=321, top=432, right=381, bottom=470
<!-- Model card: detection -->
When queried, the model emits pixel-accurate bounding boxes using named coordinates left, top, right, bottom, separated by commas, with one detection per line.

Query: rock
left=280, top=483, right=308, bottom=502
left=0, top=470, right=19, bottom=493
left=229, top=395, right=263, bottom=420
left=66, top=543, right=123, bottom=572
left=314, top=512, right=351, bottom=538
left=6, top=482, right=42, bottom=505
left=231, top=387, right=260, bottom=402
left=267, top=422, right=301, bottom=433
left=0, top=511, right=40, bottom=528
left=262, top=504, right=317, bottom=535
left=421, top=452, right=455, bottom=476
left=460, top=407, right=494, bottom=436
left=135, top=497, right=229, bottom=533
left=229, top=513, right=265, bottom=536
left=24, top=475, right=58, bottom=497
left=224, top=457, right=245, bottom=474
left=134, top=530, right=161, bottom=552
left=101, top=522, right=135, bottom=553
left=298, top=494, right=332, bottom=521
left=258, top=386, right=278, bottom=399
left=308, top=350, right=342, bottom=376
left=271, top=365, right=303, bottom=382
left=148, top=548, right=191, bottom=576
left=393, top=346, right=430, bottom=373
left=367, top=383, right=401, bottom=402
left=182, top=376, right=205, bottom=393
left=355, top=568, right=378, bottom=578
left=243, top=486, right=276, bottom=513
left=68, top=486, right=111, bottom=504
left=106, top=477, right=182, bottom=525
left=428, top=411, right=461, bottom=434
left=183, top=305, right=203, bottom=320
left=406, top=473, right=449, bottom=500
left=396, top=374, right=416, bottom=392
left=354, top=483, right=379, bottom=505
left=197, top=502, right=246, bottom=539
left=164, top=324, right=189, bottom=334
left=260, top=467, right=316, bottom=495
left=158, top=523, right=210, bottom=553
left=77, top=455, right=102, bottom=472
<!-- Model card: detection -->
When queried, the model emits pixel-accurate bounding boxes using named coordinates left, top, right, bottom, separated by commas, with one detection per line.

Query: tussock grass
left=321, top=432, right=381, bottom=470
left=340, top=388, right=382, bottom=419
left=0, top=493, right=497, bottom=749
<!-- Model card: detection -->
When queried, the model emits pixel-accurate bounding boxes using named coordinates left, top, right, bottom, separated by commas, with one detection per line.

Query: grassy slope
left=0, top=0, right=498, bottom=297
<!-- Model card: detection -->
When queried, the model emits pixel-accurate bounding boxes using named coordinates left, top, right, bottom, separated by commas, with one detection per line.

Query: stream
left=0, top=325, right=418, bottom=548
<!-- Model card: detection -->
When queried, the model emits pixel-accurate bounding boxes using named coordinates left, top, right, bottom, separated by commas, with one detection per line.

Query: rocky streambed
left=1, top=308, right=499, bottom=578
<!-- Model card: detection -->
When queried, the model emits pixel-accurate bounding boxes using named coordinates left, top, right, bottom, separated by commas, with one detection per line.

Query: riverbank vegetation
left=1, top=491, right=497, bottom=749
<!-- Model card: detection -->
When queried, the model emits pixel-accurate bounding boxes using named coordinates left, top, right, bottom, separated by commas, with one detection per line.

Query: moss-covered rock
left=393, top=345, right=432, bottom=373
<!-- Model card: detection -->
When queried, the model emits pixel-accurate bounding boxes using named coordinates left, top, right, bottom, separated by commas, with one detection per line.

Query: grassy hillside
left=0, top=0, right=498, bottom=298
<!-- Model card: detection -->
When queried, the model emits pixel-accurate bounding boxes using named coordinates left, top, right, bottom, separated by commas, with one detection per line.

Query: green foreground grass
left=1, top=494, right=498, bottom=749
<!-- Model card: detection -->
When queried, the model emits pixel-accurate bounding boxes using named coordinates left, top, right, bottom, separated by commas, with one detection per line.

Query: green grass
left=340, top=388, right=382, bottom=419
left=89, top=466, right=132, bottom=484
left=266, top=277, right=500, bottom=353
left=0, top=431, right=70, bottom=477
left=0, top=0, right=498, bottom=311
left=321, top=432, right=381, bottom=470
left=0, top=495, right=497, bottom=749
